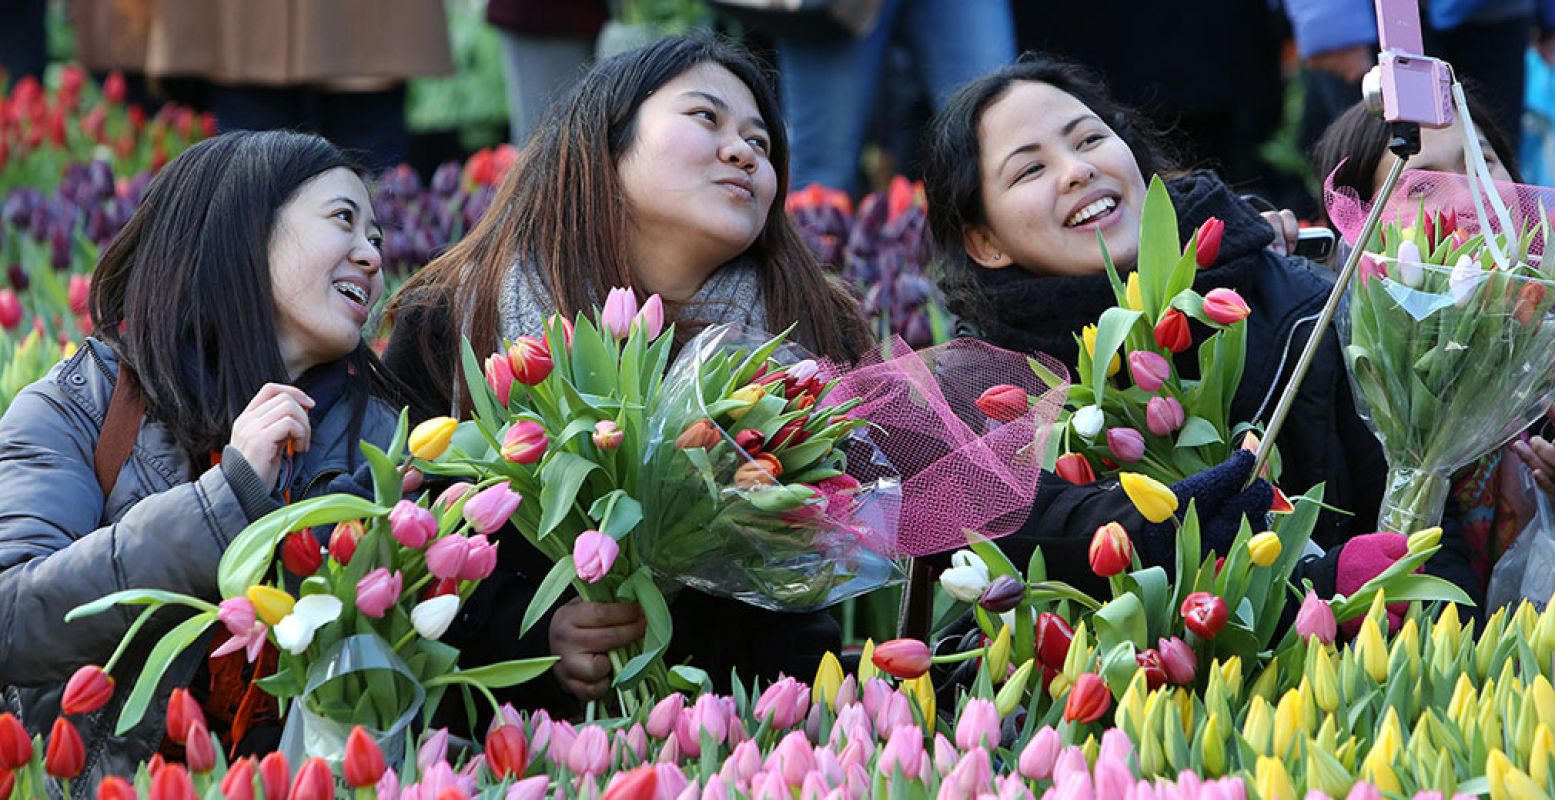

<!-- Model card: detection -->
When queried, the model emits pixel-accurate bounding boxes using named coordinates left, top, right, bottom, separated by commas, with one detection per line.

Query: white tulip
left=1071, top=405, right=1104, bottom=439
left=272, top=594, right=342, bottom=654
left=411, top=595, right=460, bottom=641
left=1396, top=240, right=1424, bottom=287
left=940, top=550, right=991, bottom=603
left=1449, top=254, right=1485, bottom=307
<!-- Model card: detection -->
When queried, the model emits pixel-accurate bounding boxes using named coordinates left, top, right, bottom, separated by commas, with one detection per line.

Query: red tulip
left=603, top=765, right=658, bottom=800
left=343, top=726, right=387, bottom=788
left=1062, top=673, right=1112, bottom=723
left=1180, top=592, right=1229, bottom=639
left=184, top=719, right=215, bottom=774
left=258, top=752, right=289, bottom=800
left=1134, top=648, right=1167, bottom=691
left=872, top=638, right=932, bottom=679
left=164, top=688, right=204, bottom=745
left=1054, top=453, right=1096, bottom=485
left=1194, top=217, right=1224, bottom=268
left=484, top=351, right=515, bottom=407
left=1357, top=252, right=1388, bottom=288
left=0, top=713, right=34, bottom=770
left=0, top=768, right=11, bottom=800
left=485, top=724, right=527, bottom=779
left=220, top=758, right=257, bottom=800
left=975, top=384, right=1028, bottom=422
left=288, top=757, right=333, bottom=800
left=507, top=336, right=553, bottom=386
left=1088, top=521, right=1132, bottom=577
left=280, top=530, right=322, bottom=576
left=1202, top=288, right=1250, bottom=325
left=61, top=665, right=114, bottom=715
left=1034, top=612, right=1075, bottom=670
left=97, top=776, right=137, bottom=800
left=329, top=519, right=362, bottom=565
left=0, top=290, right=21, bottom=331
left=1153, top=309, right=1192, bottom=353
left=45, top=717, right=85, bottom=779
left=67, top=275, right=91, bottom=316
left=148, top=764, right=197, bottom=800
left=103, top=71, right=127, bottom=104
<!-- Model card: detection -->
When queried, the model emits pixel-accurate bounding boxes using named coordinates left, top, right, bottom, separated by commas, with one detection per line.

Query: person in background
left=487, top=0, right=608, bottom=146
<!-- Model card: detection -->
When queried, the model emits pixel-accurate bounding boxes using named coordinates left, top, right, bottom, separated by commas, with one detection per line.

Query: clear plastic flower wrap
left=1329, top=169, right=1555, bottom=532
left=638, top=326, right=1066, bottom=611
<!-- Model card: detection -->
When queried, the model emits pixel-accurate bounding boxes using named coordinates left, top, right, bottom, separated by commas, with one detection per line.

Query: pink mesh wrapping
left=821, top=337, right=1069, bottom=557
left=1326, top=167, right=1549, bottom=261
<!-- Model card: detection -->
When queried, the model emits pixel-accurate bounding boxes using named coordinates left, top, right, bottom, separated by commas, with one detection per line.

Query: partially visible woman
left=0, top=131, right=402, bottom=792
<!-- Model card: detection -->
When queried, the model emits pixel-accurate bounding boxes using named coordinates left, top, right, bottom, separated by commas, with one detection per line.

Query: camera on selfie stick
left=1247, top=0, right=1459, bottom=486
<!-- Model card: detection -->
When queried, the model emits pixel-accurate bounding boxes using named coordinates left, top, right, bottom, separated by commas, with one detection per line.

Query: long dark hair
left=1311, top=88, right=1523, bottom=204
left=389, top=34, right=871, bottom=415
left=90, top=130, right=399, bottom=455
left=923, top=55, right=1175, bottom=320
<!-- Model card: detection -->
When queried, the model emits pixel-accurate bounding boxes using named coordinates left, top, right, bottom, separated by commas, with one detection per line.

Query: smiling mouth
left=333, top=281, right=369, bottom=307
left=1065, top=196, right=1118, bottom=227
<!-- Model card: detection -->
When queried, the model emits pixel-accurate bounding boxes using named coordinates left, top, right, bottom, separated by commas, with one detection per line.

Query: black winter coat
left=948, top=171, right=1480, bottom=602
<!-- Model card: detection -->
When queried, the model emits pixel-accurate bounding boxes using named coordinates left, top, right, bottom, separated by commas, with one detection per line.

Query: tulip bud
left=813, top=651, right=845, bottom=707
left=734, top=456, right=781, bottom=489
left=1035, top=612, right=1075, bottom=670
left=675, top=419, right=721, bottom=450
left=329, top=519, right=364, bottom=564
left=872, top=638, right=931, bottom=679
left=1202, top=288, right=1250, bottom=324
left=1071, top=405, right=1105, bottom=439
left=592, top=419, right=623, bottom=450
left=975, top=384, right=1028, bottom=422
left=1515, top=281, right=1546, bottom=327
left=258, top=751, right=289, bottom=800
left=954, top=698, right=1001, bottom=750
left=185, top=718, right=215, bottom=774
left=289, top=757, right=333, bottom=800
left=1181, top=592, right=1229, bottom=639
left=726, top=384, right=768, bottom=421
left=1157, top=636, right=1196, bottom=685
left=1153, top=309, right=1192, bottom=353
left=1105, top=427, right=1145, bottom=463
left=1247, top=531, right=1281, bottom=567
left=1063, top=673, right=1112, bottom=723
left=408, top=417, right=458, bottom=460
left=1054, top=453, right=1096, bottom=485
left=636, top=294, right=665, bottom=339
left=486, top=724, right=527, bottom=779
left=410, top=594, right=459, bottom=641
left=507, top=336, right=553, bottom=385
left=1407, top=525, right=1443, bottom=555
left=978, top=574, right=1025, bottom=613
left=734, top=428, right=766, bottom=456
left=425, top=534, right=470, bottom=581
left=462, top=483, right=523, bottom=534
left=1120, top=472, right=1178, bottom=523
left=1134, top=648, right=1167, bottom=690
left=940, top=550, right=990, bottom=602
left=0, top=290, right=21, bottom=331
left=342, top=726, right=387, bottom=788
left=386, top=501, right=434, bottom=550
left=149, top=763, right=197, bottom=800
left=354, top=569, right=402, bottom=619
left=995, top=660, right=1033, bottom=718
left=45, top=717, right=85, bottom=779
left=1081, top=324, right=1121, bottom=377
left=0, top=714, right=30, bottom=771
left=1396, top=240, right=1424, bottom=287
left=573, top=530, right=620, bottom=583
left=501, top=420, right=548, bottom=464
left=1145, top=396, right=1185, bottom=437
left=1358, top=251, right=1389, bottom=287
left=1127, top=351, right=1170, bottom=393
left=601, top=287, right=638, bottom=338
left=1088, top=521, right=1132, bottom=577
left=1449, top=254, right=1484, bottom=307
left=1018, top=726, right=1060, bottom=780
left=646, top=693, right=684, bottom=740
left=1195, top=217, right=1224, bottom=268
left=165, top=688, right=205, bottom=745
left=61, top=665, right=114, bottom=716
left=484, top=351, right=515, bottom=406
left=98, top=776, right=137, bottom=800
left=280, top=530, right=322, bottom=577
left=460, top=534, right=498, bottom=581
left=1124, top=271, right=1143, bottom=310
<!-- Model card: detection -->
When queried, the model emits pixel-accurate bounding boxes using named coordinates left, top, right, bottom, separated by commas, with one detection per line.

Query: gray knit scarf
left=497, top=256, right=770, bottom=342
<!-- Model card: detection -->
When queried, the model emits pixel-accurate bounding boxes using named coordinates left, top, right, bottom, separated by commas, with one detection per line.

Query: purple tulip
left=1106, top=427, right=1146, bottom=463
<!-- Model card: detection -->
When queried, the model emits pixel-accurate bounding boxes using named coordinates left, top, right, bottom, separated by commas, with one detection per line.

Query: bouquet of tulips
left=67, top=414, right=555, bottom=767
left=1056, top=177, right=1285, bottom=497
left=1340, top=203, right=1555, bottom=533
left=637, top=324, right=904, bottom=612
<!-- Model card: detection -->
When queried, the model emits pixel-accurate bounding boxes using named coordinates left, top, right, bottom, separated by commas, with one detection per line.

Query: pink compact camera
left=1361, top=0, right=1455, bottom=128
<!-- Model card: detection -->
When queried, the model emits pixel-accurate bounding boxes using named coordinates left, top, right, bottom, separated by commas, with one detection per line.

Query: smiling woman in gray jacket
left=0, top=131, right=402, bottom=792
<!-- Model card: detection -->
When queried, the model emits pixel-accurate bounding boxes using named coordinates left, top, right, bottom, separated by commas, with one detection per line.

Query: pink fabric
left=1335, top=532, right=1409, bottom=637
left=1325, top=167, right=1549, bottom=261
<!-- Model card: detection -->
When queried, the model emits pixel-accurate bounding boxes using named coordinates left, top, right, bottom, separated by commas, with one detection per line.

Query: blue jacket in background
left=1284, top=0, right=1551, bottom=58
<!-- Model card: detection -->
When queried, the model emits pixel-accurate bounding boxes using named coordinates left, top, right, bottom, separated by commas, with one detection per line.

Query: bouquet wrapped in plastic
left=1328, top=169, right=1555, bottom=532
left=639, top=329, right=1067, bottom=611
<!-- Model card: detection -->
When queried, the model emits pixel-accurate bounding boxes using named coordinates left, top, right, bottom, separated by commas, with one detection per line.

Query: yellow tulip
left=61, top=341, right=78, bottom=359
left=1534, top=603, right=1555, bottom=655
left=1305, top=748, right=1353, bottom=799
left=1447, top=673, right=1477, bottom=726
left=1247, top=531, right=1281, bottom=567
left=1356, top=616, right=1389, bottom=683
left=1125, top=272, right=1143, bottom=311
left=904, top=673, right=935, bottom=725
left=996, top=660, right=1033, bottom=717
left=812, top=651, right=843, bottom=705
left=1272, top=689, right=1303, bottom=758
left=1373, top=708, right=1403, bottom=762
left=1048, top=671, right=1073, bottom=700
left=1061, top=621, right=1091, bottom=681
left=1406, top=525, right=1442, bottom=554
left=726, top=384, right=768, bottom=421
left=1216, top=656, right=1243, bottom=698
left=408, top=416, right=458, bottom=460
left=1486, top=748, right=1547, bottom=800
left=986, top=624, right=1012, bottom=684
left=1249, top=662, right=1280, bottom=703
left=1200, top=713, right=1226, bottom=776
left=1531, top=724, right=1554, bottom=787
left=1532, top=677, right=1555, bottom=737
left=1310, top=647, right=1339, bottom=713
left=246, top=585, right=296, bottom=627
left=1243, top=696, right=1273, bottom=755
left=1081, top=733, right=1099, bottom=766
left=1255, top=756, right=1298, bottom=800
left=1361, top=750, right=1402, bottom=795
left=1114, top=671, right=1147, bottom=738
left=858, top=639, right=878, bottom=685
left=1119, top=472, right=1179, bottom=523
left=1081, top=324, right=1121, bottom=377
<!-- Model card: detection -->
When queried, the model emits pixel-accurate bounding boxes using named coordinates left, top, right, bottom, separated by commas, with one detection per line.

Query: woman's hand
left=1512, top=435, right=1555, bottom=495
left=550, top=598, right=646, bottom=700
left=228, top=383, right=314, bottom=488
left=1260, top=209, right=1300, bottom=256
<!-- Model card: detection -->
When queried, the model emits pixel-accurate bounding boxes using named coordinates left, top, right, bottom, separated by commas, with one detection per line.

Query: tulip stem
left=104, top=603, right=161, bottom=676
left=929, top=649, right=985, bottom=666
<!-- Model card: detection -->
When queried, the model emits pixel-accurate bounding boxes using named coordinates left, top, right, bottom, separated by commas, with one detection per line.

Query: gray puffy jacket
left=0, top=339, right=398, bottom=794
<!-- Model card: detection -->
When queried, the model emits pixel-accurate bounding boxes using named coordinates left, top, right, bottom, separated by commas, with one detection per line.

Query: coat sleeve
left=0, top=380, right=250, bottom=686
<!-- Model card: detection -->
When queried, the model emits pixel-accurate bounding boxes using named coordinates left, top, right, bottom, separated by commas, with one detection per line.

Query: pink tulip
left=484, top=352, right=515, bottom=407
left=592, top=420, right=623, bottom=450
left=602, top=287, right=638, bottom=338
left=355, top=569, right=403, bottom=618
left=573, top=530, right=620, bottom=584
left=1146, top=396, right=1185, bottom=437
left=426, top=535, right=469, bottom=581
left=646, top=694, right=684, bottom=740
left=637, top=294, right=665, bottom=339
left=771, top=731, right=815, bottom=788
left=754, top=677, right=808, bottom=729
left=435, top=481, right=474, bottom=510
left=1295, top=590, right=1338, bottom=645
left=689, top=693, right=728, bottom=748
left=1106, top=427, right=1145, bottom=463
left=459, top=534, right=498, bottom=581
left=723, top=740, right=761, bottom=786
left=506, top=776, right=550, bottom=800
left=211, top=597, right=266, bottom=662
left=653, top=763, right=688, bottom=799
left=567, top=725, right=609, bottom=776
left=878, top=725, right=924, bottom=778
left=702, top=775, right=731, bottom=800
left=1018, top=727, right=1060, bottom=780
left=832, top=674, right=857, bottom=711
left=954, top=698, right=1001, bottom=751
left=1128, top=351, right=1170, bottom=393
left=933, top=734, right=957, bottom=776
left=622, top=724, right=647, bottom=762
left=417, top=729, right=449, bottom=773
left=1202, top=288, right=1250, bottom=325
left=1345, top=784, right=1383, bottom=800
left=944, top=748, right=993, bottom=796
left=462, top=483, right=522, bottom=534
left=507, top=337, right=553, bottom=386
left=389, top=500, right=437, bottom=549
left=217, top=596, right=256, bottom=635
left=1157, top=636, right=1197, bottom=686
left=861, top=678, right=892, bottom=718
left=874, top=692, right=913, bottom=735
left=501, top=420, right=548, bottom=464
left=1358, top=252, right=1389, bottom=288
left=548, top=722, right=577, bottom=769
